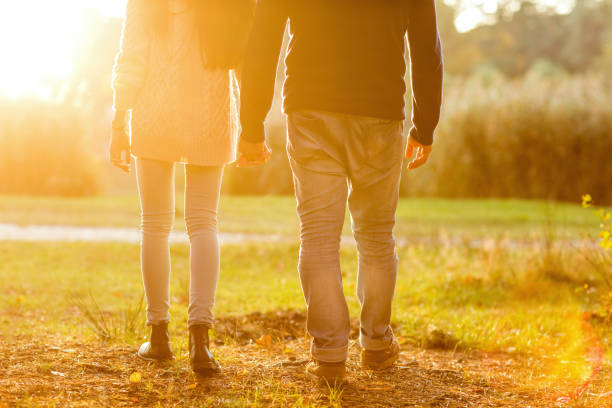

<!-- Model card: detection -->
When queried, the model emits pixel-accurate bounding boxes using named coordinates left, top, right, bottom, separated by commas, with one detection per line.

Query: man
left=238, top=0, right=443, bottom=384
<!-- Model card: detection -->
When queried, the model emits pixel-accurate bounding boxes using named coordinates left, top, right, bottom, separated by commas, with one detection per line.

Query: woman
left=110, top=0, right=258, bottom=375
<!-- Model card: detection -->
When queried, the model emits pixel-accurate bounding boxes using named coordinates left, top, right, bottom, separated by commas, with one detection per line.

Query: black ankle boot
left=137, top=322, right=173, bottom=361
left=189, top=325, right=221, bottom=375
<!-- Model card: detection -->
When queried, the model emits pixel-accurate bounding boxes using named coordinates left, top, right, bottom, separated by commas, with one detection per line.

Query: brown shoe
left=305, top=360, right=346, bottom=385
left=360, top=339, right=400, bottom=370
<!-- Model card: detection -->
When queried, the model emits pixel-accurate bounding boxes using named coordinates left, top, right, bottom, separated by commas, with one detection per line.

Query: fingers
left=114, top=163, right=131, bottom=173
left=407, top=148, right=431, bottom=170
left=111, top=158, right=130, bottom=173
left=236, top=158, right=263, bottom=168
left=235, top=155, right=254, bottom=167
left=236, top=153, right=258, bottom=167
left=236, top=153, right=270, bottom=168
left=407, top=157, right=427, bottom=170
left=109, top=148, right=120, bottom=164
left=406, top=138, right=432, bottom=170
left=236, top=143, right=272, bottom=168
left=121, top=151, right=132, bottom=173
left=109, top=148, right=131, bottom=173
left=262, top=146, right=272, bottom=162
left=405, top=141, right=415, bottom=159
left=238, top=139, right=267, bottom=160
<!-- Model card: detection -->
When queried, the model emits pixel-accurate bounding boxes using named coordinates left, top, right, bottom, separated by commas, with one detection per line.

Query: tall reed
left=401, top=74, right=612, bottom=203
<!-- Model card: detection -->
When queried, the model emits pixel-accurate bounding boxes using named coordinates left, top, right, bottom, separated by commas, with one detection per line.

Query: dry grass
left=2, top=328, right=611, bottom=407
left=1, top=308, right=611, bottom=407
left=1, top=229, right=611, bottom=406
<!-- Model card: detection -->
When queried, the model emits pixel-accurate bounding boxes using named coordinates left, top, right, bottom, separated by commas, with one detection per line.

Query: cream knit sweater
left=112, top=0, right=238, bottom=166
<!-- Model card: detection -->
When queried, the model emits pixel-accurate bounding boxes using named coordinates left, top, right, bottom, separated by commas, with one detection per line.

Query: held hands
left=109, top=110, right=131, bottom=173
left=236, top=138, right=272, bottom=167
left=406, top=137, right=432, bottom=170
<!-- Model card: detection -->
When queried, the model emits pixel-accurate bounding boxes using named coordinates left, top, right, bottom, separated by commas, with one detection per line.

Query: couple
left=110, top=0, right=443, bottom=384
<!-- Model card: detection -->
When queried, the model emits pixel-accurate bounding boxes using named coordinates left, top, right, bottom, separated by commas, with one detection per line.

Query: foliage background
left=1, top=0, right=611, bottom=202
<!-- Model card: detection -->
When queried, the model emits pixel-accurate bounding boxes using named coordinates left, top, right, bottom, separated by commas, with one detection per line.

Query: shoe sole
left=361, top=352, right=399, bottom=370
left=192, top=368, right=220, bottom=377
left=191, top=360, right=221, bottom=376
left=192, top=366, right=221, bottom=376
left=305, top=369, right=346, bottom=386
left=137, top=351, right=173, bottom=362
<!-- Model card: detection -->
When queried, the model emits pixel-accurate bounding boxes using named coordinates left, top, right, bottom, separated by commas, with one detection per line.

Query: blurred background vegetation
left=1, top=0, right=611, bottom=202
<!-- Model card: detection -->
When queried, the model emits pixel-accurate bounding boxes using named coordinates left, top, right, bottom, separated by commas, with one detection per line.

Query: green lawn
left=0, top=194, right=599, bottom=239
left=1, top=196, right=610, bottom=406
left=0, top=241, right=602, bottom=358
left=0, top=194, right=607, bottom=355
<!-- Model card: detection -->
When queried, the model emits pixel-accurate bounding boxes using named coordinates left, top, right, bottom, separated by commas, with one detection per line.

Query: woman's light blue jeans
left=136, top=157, right=223, bottom=328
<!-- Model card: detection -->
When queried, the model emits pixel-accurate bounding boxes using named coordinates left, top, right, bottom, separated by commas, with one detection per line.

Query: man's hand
left=406, top=137, right=432, bottom=170
left=109, top=110, right=131, bottom=173
left=237, top=138, right=272, bottom=167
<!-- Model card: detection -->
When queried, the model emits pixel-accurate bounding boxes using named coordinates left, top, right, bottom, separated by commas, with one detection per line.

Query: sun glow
left=450, top=0, right=576, bottom=32
left=0, top=1, right=577, bottom=98
left=93, top=0, right=127, bottom=18
left=0, top=0, right=126, bottom=99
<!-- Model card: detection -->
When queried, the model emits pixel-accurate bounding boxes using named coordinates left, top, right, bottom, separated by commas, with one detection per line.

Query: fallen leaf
left=256, top=334, right=273, bottom=348
left=187, top=384, right=197, bottom=390
left=50, top=371, right=66, bottom=377
left=129, top=372, right=142, bottom=384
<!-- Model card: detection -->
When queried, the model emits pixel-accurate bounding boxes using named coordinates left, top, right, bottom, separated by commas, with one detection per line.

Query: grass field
left=0, top=194, right=600, bottom=239
left=0, top=195, right=611, bottom=407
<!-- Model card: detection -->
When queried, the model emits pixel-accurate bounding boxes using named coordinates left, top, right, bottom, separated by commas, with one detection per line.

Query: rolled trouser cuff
left=360, top=329, right=395, bottom=351
left=187, top=318, right=214, bottom=329
left=311, top=341, right=349, bottom=363
left=146, top=317, right=170, bottom=327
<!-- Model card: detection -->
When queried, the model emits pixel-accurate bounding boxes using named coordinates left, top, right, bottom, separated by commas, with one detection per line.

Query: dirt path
left=0, top=223, right=593, bottom=250
left=0, top=223, right=291, bottom=245
left=0, top=336, right=561, bottom=407
left=1, top=311, right=610, bottom=407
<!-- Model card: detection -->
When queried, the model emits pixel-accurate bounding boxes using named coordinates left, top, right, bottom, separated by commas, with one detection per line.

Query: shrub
left=5, top=74, right=609, bottom=202
left=224, top=75, right=612, bottom=203
left=401, top=74, right=612, bottom=203
left=0, top=99, right=102, bottom=196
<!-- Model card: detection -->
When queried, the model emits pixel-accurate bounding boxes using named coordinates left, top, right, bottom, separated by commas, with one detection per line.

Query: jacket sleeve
left=111, top=0, right=150, bottom=112
left=239, top=0, right=289, bottom=143
left=406, top=0, right=444, bottom=146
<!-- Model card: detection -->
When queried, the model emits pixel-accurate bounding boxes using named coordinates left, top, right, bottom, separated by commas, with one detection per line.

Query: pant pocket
left=287, top=111, right=345, bottom=176
left=364, top=121, right=405, bottom=172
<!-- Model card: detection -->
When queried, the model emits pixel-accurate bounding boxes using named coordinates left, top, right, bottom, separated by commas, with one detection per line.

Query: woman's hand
left=236, top=138, right=272, bottom=167
left=109, top=110, right=132, bottom=173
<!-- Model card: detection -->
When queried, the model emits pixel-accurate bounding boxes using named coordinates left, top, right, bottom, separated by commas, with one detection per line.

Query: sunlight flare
left=0, top=0, right=125, bottom=99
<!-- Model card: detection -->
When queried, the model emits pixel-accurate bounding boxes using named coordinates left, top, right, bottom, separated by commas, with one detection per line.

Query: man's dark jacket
left=240, top=0, right=444, bottom=146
